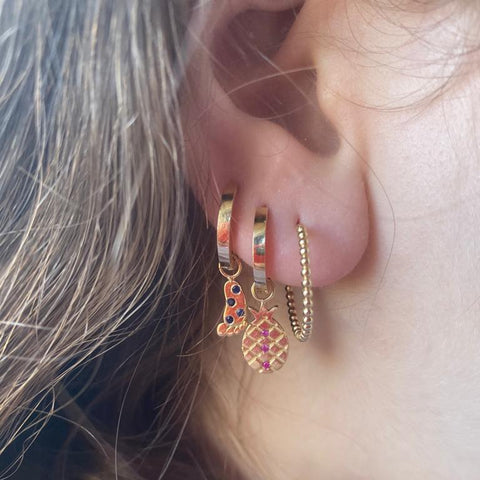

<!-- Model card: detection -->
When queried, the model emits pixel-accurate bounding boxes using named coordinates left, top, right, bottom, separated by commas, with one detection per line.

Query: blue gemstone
left=232, top=284, right=241, bottom=294
left=225, top=315, right=234, bottom=324
left=236, top=308, right=245, bottom=317
left=227, top=298, right=235, bottom=307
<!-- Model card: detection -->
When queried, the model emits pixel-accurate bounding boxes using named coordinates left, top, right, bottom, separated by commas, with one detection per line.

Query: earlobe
left=183, top=1, right=369, bottom=288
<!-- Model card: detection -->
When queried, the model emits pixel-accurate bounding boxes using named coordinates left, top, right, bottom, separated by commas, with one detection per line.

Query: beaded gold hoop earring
left=285, top=224, right=314, bottom=342
left=216, top=187, right=248, bottom=336
left=241, top=207, right=289, bottom=373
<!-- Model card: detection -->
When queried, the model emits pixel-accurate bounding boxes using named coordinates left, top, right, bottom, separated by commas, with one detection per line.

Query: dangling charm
left=242, top=295, right=289, bottom=373
left=217, top=257, right=247, bottom=336
left=241, top=207, right=289, bottom=373
left=216, top=186, right=247, bottom=337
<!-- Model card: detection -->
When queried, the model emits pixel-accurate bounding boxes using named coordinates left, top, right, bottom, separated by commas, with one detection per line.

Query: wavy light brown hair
left=0, top=1, right=221, bottom=478
left=1, top=0, right=478, bottom=478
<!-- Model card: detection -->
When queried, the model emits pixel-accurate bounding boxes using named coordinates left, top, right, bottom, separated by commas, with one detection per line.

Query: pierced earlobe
left=186, top=0, right=370, bottom=288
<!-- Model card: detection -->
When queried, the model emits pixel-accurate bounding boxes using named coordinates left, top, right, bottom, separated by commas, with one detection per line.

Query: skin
left=184, top=0, right=480, bottom=478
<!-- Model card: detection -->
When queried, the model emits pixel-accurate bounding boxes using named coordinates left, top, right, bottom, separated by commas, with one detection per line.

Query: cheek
left=314, top=1, right=479, bottom=220
left=366, top=100, right=474, bottom=218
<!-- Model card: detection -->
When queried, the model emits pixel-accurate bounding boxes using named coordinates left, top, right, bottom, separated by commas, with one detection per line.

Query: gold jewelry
left=241, top=207, right=289, bottom=373
left=285, top=224, right=314, bottom=342
left=216, top=187, right=247, bottom=336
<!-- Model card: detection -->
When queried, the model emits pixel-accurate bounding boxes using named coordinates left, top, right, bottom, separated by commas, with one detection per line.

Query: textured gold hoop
left=285, top=224, right=313, bottom=342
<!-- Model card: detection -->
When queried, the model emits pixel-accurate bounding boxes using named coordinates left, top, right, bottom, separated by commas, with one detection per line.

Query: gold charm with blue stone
left=217, top=277, right=247, bottom=336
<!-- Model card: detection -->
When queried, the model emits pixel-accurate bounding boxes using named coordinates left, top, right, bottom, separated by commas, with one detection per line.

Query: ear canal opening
left=211, top=5, right=341, bottom=157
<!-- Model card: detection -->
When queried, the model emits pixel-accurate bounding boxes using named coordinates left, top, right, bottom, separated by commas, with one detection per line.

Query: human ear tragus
left=182, top=0, right=369, bottom=287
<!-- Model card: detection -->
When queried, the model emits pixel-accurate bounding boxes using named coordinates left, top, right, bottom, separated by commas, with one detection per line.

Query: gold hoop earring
left=241, top=207, right=289, bottom=373
left=216, top=186, right=247, bottom=337
left=285, top=223, right=314, bottom=342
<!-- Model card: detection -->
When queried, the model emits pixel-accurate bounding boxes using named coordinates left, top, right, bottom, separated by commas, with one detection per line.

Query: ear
left=182, top=0, right=369, bottom=287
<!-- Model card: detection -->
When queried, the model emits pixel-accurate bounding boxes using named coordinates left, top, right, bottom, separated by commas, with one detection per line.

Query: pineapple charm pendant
left=242, top=298, right=288, bottom=373
left=242, top=206, right=289, bottom=373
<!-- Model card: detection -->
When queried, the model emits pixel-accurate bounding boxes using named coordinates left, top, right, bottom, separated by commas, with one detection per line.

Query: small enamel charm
left=217, top=279, right=247, bottom=336
left=242, top=304, right=289, bottom=373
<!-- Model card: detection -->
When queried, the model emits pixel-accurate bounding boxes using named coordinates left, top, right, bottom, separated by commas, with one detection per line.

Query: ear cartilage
left=285, top=224, right=314, bottom=342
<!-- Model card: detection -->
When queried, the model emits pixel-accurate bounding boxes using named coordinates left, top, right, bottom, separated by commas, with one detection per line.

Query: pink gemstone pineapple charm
left=241, top=304, right=289, bottom=373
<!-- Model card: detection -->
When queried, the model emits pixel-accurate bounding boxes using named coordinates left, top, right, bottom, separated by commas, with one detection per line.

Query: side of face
left=183, top=1, right=480, bottom=478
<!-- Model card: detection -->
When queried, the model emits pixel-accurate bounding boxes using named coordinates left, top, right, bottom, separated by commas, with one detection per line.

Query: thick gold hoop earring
left=241, top=206, right=289, bottom=373
left=285, top=224, right=314, bottom=342
left=216, top=186, right=247, bottom=337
